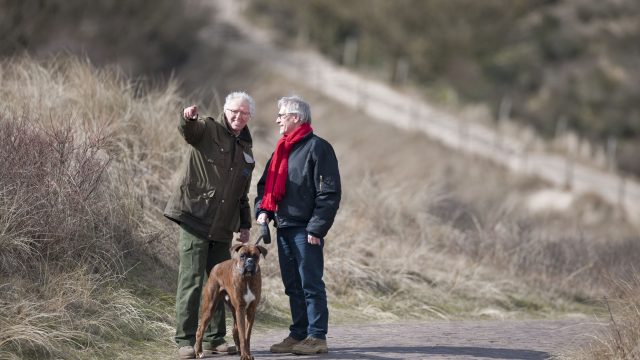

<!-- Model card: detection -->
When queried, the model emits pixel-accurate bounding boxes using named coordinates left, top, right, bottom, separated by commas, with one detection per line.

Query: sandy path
left=198, top=319, right=599, bottom=359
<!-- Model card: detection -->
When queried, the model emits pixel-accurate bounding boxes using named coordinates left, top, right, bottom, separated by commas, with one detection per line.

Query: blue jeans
left=276, top=226, right=328, bottom=340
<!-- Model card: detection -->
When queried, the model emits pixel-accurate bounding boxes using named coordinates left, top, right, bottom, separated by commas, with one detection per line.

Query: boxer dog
left=194, top=243, right=267, bottom=360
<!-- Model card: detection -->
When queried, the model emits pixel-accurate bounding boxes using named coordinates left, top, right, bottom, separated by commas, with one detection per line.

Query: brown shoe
left=291, top=337, right=328, bottom=355
left=270, top=336, right=302, bottom=353
left=178, top=346, right=195, bottom=359
left=203, top=342, right=237, bottom=355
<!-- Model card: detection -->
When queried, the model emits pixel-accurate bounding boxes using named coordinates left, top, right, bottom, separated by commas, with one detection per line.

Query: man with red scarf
left=255, top=95, right=341, bottom=355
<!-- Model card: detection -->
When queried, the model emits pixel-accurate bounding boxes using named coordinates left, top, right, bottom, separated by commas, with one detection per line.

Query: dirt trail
left=198, top=319, right=599, bottom=359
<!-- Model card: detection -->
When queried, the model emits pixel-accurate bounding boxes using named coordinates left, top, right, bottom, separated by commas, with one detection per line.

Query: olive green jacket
left=164, top=111, right=254, bottom=241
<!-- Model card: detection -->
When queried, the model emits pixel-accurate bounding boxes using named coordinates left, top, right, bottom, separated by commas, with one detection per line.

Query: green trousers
left=174, top=225, right=231, bottom=347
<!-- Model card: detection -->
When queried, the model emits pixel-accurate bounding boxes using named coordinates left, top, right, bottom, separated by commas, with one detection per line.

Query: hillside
left=1, top=2, right=640, bottom=359
left=247, top=0, right=640, bottom=176
left=1, top=54, right=638, bottom=359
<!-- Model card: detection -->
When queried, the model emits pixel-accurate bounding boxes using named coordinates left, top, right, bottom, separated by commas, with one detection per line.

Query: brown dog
left=194, top=243, right=267, bottom=360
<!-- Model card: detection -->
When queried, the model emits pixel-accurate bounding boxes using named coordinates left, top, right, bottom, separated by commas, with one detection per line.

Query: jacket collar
left=297, top=129, right=314, bottom=143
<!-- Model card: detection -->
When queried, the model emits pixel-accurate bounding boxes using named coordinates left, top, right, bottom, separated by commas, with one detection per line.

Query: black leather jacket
left=255, top=132, right=341, bottom=238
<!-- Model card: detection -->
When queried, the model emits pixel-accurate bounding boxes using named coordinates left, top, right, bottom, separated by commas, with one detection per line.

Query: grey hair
left=224, top=91, right=256, bottom=117
left=278, top=95, right=311, bottom=124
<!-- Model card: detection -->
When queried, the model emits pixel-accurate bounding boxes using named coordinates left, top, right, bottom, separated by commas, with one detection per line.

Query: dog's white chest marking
left=243, top=284, right=255, bottom=309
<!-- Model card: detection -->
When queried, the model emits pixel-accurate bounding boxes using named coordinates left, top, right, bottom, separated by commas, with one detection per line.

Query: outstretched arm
left=178, top=105, right=206, bottom=145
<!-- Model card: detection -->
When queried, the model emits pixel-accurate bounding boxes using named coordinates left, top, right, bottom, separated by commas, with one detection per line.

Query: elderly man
left=255, top=95, right=341, bottom=355
left=164, top=91, right=256, bottom=359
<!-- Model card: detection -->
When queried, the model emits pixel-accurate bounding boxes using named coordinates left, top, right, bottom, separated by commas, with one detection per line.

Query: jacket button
left=230, top=167, right=233, bottom=171
left=208, top=235, right=212, bottom=239
left=221, top=199, right=225, bottom=203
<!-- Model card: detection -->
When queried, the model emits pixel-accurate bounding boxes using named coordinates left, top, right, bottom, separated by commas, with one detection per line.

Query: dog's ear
left=257, top=245, right=268, bottom=258
left=230, top=243, right=244, bottom=255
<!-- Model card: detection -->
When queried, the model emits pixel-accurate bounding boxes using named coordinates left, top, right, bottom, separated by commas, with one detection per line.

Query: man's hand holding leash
left=257, top=212, right=320, bottom=245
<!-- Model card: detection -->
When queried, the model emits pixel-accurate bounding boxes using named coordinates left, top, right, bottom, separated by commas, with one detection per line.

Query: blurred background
left=249, top=0, right=640, bottom=176
left=3, top=0, right=639, bottom=173
left=1, top=1, right=639, bottom=359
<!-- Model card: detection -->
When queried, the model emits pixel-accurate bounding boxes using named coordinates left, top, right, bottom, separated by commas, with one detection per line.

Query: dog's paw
left=196, top=352, right=205, bottom=359
left=240, top=354, right=253, bottom=360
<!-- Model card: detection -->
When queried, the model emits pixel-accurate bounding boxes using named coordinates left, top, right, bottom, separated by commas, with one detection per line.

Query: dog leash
left=255, top=222, right=271, bottom=245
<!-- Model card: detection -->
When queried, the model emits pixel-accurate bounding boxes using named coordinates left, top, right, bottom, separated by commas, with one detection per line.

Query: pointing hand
left=183, top=105, right=198, bottom=120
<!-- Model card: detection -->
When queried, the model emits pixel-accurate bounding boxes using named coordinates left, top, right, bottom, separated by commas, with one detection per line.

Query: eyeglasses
left=277, top=113, right=295, bottom=119
left=225, top=108, right=250, bottom=117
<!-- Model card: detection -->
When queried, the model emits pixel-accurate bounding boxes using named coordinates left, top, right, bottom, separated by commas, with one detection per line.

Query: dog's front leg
left=235, top=307, right=252, bottom=360
left=245, top=303, right=257, bottom=354
left=227, top=301, right=240, bottom=353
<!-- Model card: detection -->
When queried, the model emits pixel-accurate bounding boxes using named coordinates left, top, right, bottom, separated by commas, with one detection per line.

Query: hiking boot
left=291, top=337, right=328, bottom=355
left=203, top=342, right=237, bottom=355
left=270, top=336, right=302, bottom=353
left=178, top=346, right=195, bottom=359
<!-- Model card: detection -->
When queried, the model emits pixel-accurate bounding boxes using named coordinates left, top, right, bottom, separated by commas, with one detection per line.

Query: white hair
left=224, top=91, right=256, bottom=117
left=277, top=95, right=311, bottom=124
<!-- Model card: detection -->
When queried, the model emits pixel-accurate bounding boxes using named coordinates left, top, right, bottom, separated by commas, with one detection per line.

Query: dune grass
left=247, top=71, right=640, bottom=358
left=556, top=276, right=640, bottom=360
left=0, top=56, right=181, bottom=359
left=1, top=56, right=638, bottom=359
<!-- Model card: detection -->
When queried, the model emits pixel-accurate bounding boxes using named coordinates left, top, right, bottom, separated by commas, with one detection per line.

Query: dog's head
left=231, top=244, right=267, bottom=276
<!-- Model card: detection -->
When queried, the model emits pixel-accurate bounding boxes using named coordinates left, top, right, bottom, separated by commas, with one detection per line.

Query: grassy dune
left=0, top=57, right=181, bottom=359
left=1, top=57, right=638, bottom=359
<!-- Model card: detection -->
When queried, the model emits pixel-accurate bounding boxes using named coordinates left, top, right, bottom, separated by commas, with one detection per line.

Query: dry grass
left=556, top=276, right=640, bottom=360
left=0, top=56, right=182, bottom=359
left=247, top=70, right=640, bottom=359
left=245, top=72, right=639, bottom=322
left=0, top=269, right=173, bottom=360
left=1, top=55, right=639, bottom=359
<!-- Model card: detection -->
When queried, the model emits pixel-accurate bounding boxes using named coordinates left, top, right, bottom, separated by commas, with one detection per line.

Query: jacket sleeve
left=178, top=109, right=206, bottom=145
left=254, top=156, right=275, bottom=220
left=306, top=142, right=341, bottom=238
left=238, top=171, right=252, bottom=230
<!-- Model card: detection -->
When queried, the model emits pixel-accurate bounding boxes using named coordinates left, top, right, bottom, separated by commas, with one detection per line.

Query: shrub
left=0, top=56, right=181, bottom=359
left=0, top=117, right=119, bottom=276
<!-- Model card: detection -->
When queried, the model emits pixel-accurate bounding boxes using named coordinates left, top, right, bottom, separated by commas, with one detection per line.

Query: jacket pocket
left=207, top=139, right=231, bottom=167
left=180, top=184, right=216, bottom=221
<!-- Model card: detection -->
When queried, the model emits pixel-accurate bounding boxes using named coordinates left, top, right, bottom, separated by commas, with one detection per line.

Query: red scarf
left=261, top=123, right=313, bottom=211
